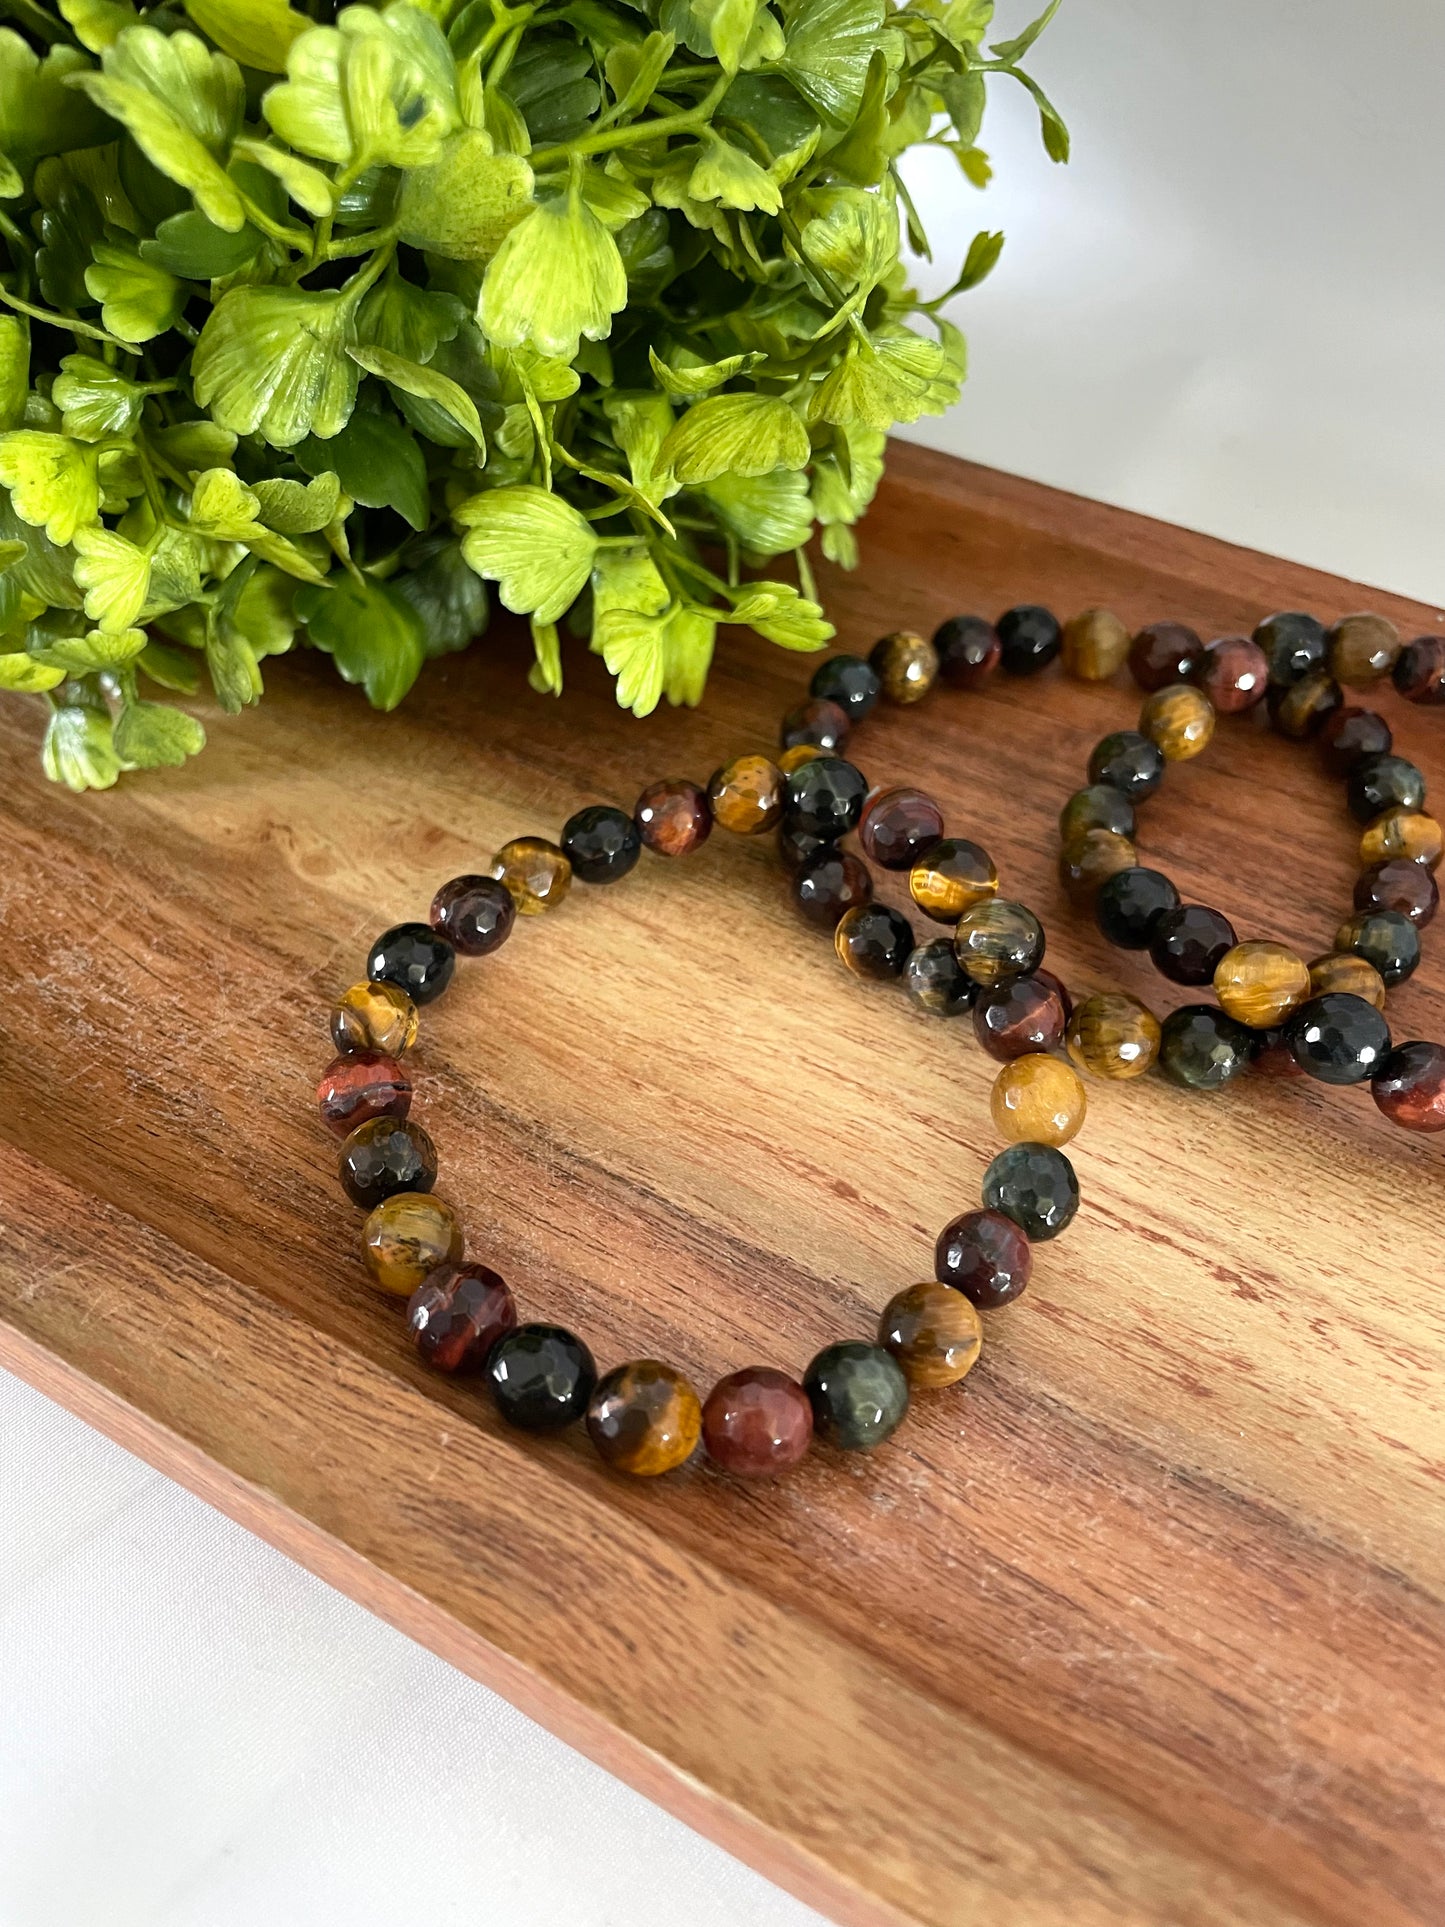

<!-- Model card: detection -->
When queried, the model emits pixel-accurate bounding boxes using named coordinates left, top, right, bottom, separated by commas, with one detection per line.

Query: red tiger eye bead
left=1354, top=859, right=1438, bottom=927
left=858, top=787, right=944, bottom=870
left=634, top=778, right=712, bottom=857
left=1195, top=635, right=1268, bottom=712
left=702, top=1367, right=813, bottom=1477
left=408, top=1262, right=517, bottom=1373
left=316, top=1052, right=412, bottom=1136
left=1129, top=620, right=1203, bottom=690
left=1372, top=1040, right=1445, bottom=1131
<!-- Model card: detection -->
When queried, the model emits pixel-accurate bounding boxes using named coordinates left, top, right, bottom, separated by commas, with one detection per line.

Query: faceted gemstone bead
left=933, top=613, right=1001, bottom=687
left=1354, top=858, right=1438, bottom=927
left=1061, top=606, right=1130, bottom=681
left=784, top=755, right=868, bottom=840
left=561, top=804, right=641, bottom=884
left=1307, top=951, right=1386, bottom=1009
left=362, top=1191, right=463, bottom=1296
left=794, top=850, right=872, bottom=929
left=1359, top=808, right=1443, bottom=871
left=1392, top=635, right=1445, bottom=704
left=339, top=1115, right=437, bottom=1208
left=367, top=923, right=456, bottom=1004
left=1372, top=1040, right=1445, bottom=1132
left=909, top=837, right=998, bottom=923
left=858, top=786, right=944, bottom=869
left=1195, top=635, right=1268, bottom=712
left=489, top=836, right=572, bottom=914
left=587, top=1359, right=701, bottom=1475
left=430, top=874, right=515, bottom=956
left=1335, top=909, right=1421, bottom=987
left=804, top=1342, right=909, bottom=1450
left=780, top=696, right=850, bottom=754
left=1066, top=991, right=1160, bottom=1079
left=408, top=1262, right=516, bottom=1374
left=835, top=902, right=913, bottom=980
left=1094, top=867, right=1181, bottom=948
left=1149, top=903, right=1237, bottom=985
left=1034, top=967, right=1074, bottom=1025
left=1212, top=941, right=1310, bottom=1027
left=1347, top=754, right=1426, bottom=824
left=1058, top=784, right=1136, bottom=843
left=331, top=979, right=420, bottom=1057
left=779, top=743, right=825, bottom=775
left=1251, top=1028, right=1305, bottom=1079
left=702, top=1367, right=813, bottom=1477
left=879, top=1282, right=983, bottom=1388
left=990, top=1053, right=1087, bottom=1147
left=981, top=1142, right=1079, bottom=1240
left=1318, top=707, right=1391, bottom=778
left=777, top=823, right=832, bottom=874
left=933, top=1208, right=1031, bottom=1309
left=1285, top=992, right=1391, bottom=1085
left=1328, top=612, right=1400, bottom=688
left=1267, top=670, right=1341, bottom=739
left=810, top=654, right=881, bottom=721
left=635, top=777, right=712, bottom=857
left=904, top=940, right=976, bottom=1016
left=1058, top=829, right=1138, bottom=905
left=1140, top=683, right=1215, bottom=761
left=972, top=973, right=1067, bottom=1060
left=317, top=1051, right=412, bottom=1137
left=708, top=754, right=786, bottom=834
left=869, top=628, right=938, bottom=704
left=1254, top=610, right=1327, bottom=686
left=1129, top=620, right=1204, bottom=691
left=1087, top=729, right=1165, bottom=800
left=954, top=898, right=1045, bottom=988
left=996, top=604, right=1062, bottom=675
left=1158, top=1004, right=1255, bottom=1090
left=488, top=1324, right=597, bottom=1432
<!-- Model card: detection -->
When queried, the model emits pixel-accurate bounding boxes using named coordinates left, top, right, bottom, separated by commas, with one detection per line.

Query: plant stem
left=0, top=287, right=141, bottom=354
left=532, top=73, right=728, bottom=167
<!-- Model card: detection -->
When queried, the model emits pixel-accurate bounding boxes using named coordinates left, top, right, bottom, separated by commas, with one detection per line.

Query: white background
left=3, top=5, right=1442, bottom=1923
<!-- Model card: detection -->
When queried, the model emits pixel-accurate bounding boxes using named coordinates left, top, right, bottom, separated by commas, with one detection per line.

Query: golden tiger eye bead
left=489, top=836, right=571, bottom=914
left=1328, top=612, right=1401, bottom=688
left=879, top=1282, right=983, bottom=1389
left=1061, top=606, right=1130, bottom=680
left=869, top=629, right=938, bottom=704
left=1139, top=682, right=1215, bottom=761
left=708, top=753, right=785, bottom=834
left=1212, top=940, right=1310, bottom=1027
left=1307, top=951, right=1387, bottom=1010
left=362, top=1190, right=463, bottom=1297
left=1058, top=828, right=1138, bottom=904
left=1066, top=991, right=1161, bottom=1079
left=330, top=979, right=420, bottom=1057
left=1360, top=807, right=1442, bottom=871
left=586, top=1360, right=702, bottom=1476
left=990, top=1053, right=1087, bottom=1146
left=909, top=837, right=998, bottom=923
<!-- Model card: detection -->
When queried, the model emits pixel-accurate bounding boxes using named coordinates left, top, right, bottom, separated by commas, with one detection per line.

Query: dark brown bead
left=1251, top=1027, right=1305, bottom=1078
left=317, top=1051, right=412, bottom=1137
left=1267, top=670, right=1341, bottom=739
left=1318, top=707, right=1392, bottom=778
left=429, top=874, right=516, bottom=955
left=702, top=1367, right=813, bottom=1477
left=1372, top=1040, right=1445, bottom=1132
left=1058, top=828, right=1137, bottom=904
left=635, top=778, right=711, bottom=857
left=934, top=1208, right=1032, bottom=1309
left=858, top=786, right=944, bottom=870
left=1393, top=635, right=1445, bottom=704
left=1150, top=903, right=1237, bottom=985
left=1354, top=860, right=1438, bottom=927
left=1195, top=635, right=1268, bottom=712
left=933, top=613, right=1000, bottom=688
left=793, top=850, right=872, bottom=928
left=407, top=1262, right=516, bottom=1373
left=972, top=974, right=1067, bottom=1061
left=339, top=1116, right=437, bottom=1209
left=1033, top=967, right=1074, bottom=1024
left=777, top=823, right=831, bottom=874
left=1129, top=620, right=1203, bottom=691
left=835, top=902, right=914, bottom=979
left=780, top=696, right=850, bottom=754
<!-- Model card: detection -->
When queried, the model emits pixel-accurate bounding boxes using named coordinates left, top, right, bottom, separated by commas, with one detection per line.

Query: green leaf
left=229, top=561, right=298, bottom=658
left=113, top=695, right=206, bottom=766
left=701, top=468, right=813, bottom=556
left=0, top=652, right=65, bottom=692
left=602, top=29, right=674, bottom=114
left=480, top=185, right=627, bottom=361
left=0, top=431, right=100, bottom=544
left=938, top=68, right=985, bottom=146
left=660, top=0, right=754, bottom=71
left=206, top=617, right=262, bottom=710
left=989, top=0, right=1061, bottom=63
left=396, top=127, right=534, bottom=261
left=806, top=328, right=947, bottom=430
left=149, top=418, right=238, bottom=476
left=390, top=534, right=488, bottom=656
left=251, top=471, right=342, bottom=534
left=940, top=0, right=993, bottom=44
left=137, top=637, right=202, bottom=693
left=800, top=188, right=895, bottom=293
left=192, top=283, right=360, bottom=446
left=184, top=465, right=327, bottom=581
left=727, top=580, right=832, bottom=649
left=454, top=484, right=598, bottom=622
left=956, top=227, right=1003, bottom=291
left=297, top=410, right=428, bottom=530
left=1009, top=65, right=1069, bottom=162
left=263, top=6, right=458, bottom=171
left=0, top=33, right=112, bottom=171
left=687, top=131, right=781, bottom=213
left=84, top=243, right=184, bottom=344
left=139, top=209, right=262, bottom=279
left=647, top=345, right=763, bottom=400
left=662, top=605, right=715, bottom=706
left=658, top=392, right=808, bottom=485
left=593, top=602, right=667, bottom=717
left=602, top=390, right=674, bottom=502
left=348, top=342, right=485, bottom=452
left=53, top=355, right=147, bottom=440
left=501, top=35, right=599, bottom=144
left=43, top=700, right=128, bottom=789
left=230, top=136, right=334, bottom=217
left=71, top=525, right=151, bottom=631
left=295, top=571, right=427, bottom=710
left=356, top=275, right=464, bottom=363
left=529, top=612, right=562, bottom=695
left=779, top=0, right=884, bottom=125
left=0, top=314, right=28, bottom=431
left=58, top=0, right=139, bottom=55
left=183, top=0, right=309, bottom=74
left=33, top=622, right=148, bottom=670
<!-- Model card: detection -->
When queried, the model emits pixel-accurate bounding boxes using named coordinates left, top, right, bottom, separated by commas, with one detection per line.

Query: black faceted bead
left=982, top=1142, right=1079, bottom=1241
left=1318, top=706, right=1392, bottom=778
left=784, top=754, right=868, bottom=840
left=932, top=613, right=1000, bottom=687
left=1058, top=784, right=1136, bottom=842
left=1254, top=610, right=1327, bottom=686
left=1339, top=909, right=1421, bottom=987
left=486, top=1324, right=597, bottom=1432
left=1346, top=753, right=1427, bottom=823
left=1149, top=903, right=1237, bottom=985
left=778, top=823, right=833, bottom=874
left=1284, top=993, right=1392, bottom=1086
left=561, top=804, right=642, bottom=884
left=803, top=1342, right=909, bottom=1451
left=810, top=653, right=881, bottom=722
left=367, top=922, right=455, bottom=1004
left=793, top=849, right=872, bottom=928
left=1094, top=867, right=1180, bottom=949
left=1087, top=730, right=1165, bottom=801
left=338, top=1116, right=437, bottom=1208
left=903, top=939, right=976, bottom=1016
left=1158, top=1004, right=1255, bottom=1090
left=996, top=604, right=1062, bottom=675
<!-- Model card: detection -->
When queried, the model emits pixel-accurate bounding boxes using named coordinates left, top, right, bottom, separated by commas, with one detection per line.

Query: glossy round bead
left=1140, top=683, right=1215, bottom=761
left=1212, top=941, right=1310, bottom=1027
left=1254, top=610, right=1327, bottom=686
left=1251, top=1027, right=1305, bottom=1079
left=1087, top=730, right=1165, bottom=801
left=780, top=696, right=850, bottom=754
left=339, top=1115, right=437, bottom=1208
left=587, top=1360, right=701, bottom=1475
left=1034, top=967, right=1074, bottom=1025
left=778, top=743, right=825, bottom=775
left=330, top=979, right=419, bottom=1057
left=1267, top=670, right=1341, bottom=739
left=777, top=823, right=832, bottom=874
left=1149, top=903, right=1237, bottom=985
left=933, top=1208, right=1031, bottom=1309
left=1393, top=635, right=1445, bottom=704
left=933, top=613, right=1000, bottom=688
left=996, top=603, right=1062, bottom=675
left=869, top=628, right=938, bottom=703
left=879, top=1282, right=983, bottom=1388
left=1318, top=707, right=1391, bottom=778
left=634, top=777, right=712, bottom=857
left=488, top=837, right=572, bottom=913
left=1372, top=1041, right=1445, bottom=1131
left=1284, top=993, right=1390, bottom=1085
left=981, top=1141, right=1079, bottom=1240
left=707, top=754, right=785, bottom=834
left=1335, top=909, right=1421, bottom=987
left=407, top=1262, right=516, bottom=1374
left=990, top=1053, right=1087, bottom=1147
left=835, top=902, right=913, bottom=980
left=903, top=940, right=976, bottom=1016
left=1058, top=828, right=1138, bottom=905
left=1307, top=951, right=1386, bottom=1009
left=804, top=1342, right=909, bottom=1450
left=1094, top=867, right=1181, bottom=949
left=954, top=898, right=1045, bottom=988
left=561, top=804, right=641, bottom=884
left=972, top=973, right=1067, bottom=1060
left=317, top=1051, right=412, bottom=1137
left=1195, top=635, right=1268, bottom=712
left=794, top=849, right=872, bottom=929
left=1158, top=1004, right=1254, bottom=1091
left=1354, top=858, right=1438, bottom=927
left=1058, top=784, right=1136, bottom=843
left=367, top=923, right=455, bottom=1005
left=1065, top=991, right=1160, bottom=1079
left=1061, top=606, right=1130, bottom=681
left=810, top=654, right=881, bottom=721
left=488, top=1325, right=597, bottom=1433
left=909, top=837, right=998, bottom=923
left=702, top=1367, right=813, bottom=1477
left=784, top=754, right=868, bottom=840
left=362, top=1191, right=463, bottom=1296
left=1346, top=754, right=1426, bottom=824
left=429, top=874, right=515, bottom=956
left=1129, top=620, right=1203, bottom=691
left=1328, top=612, right=1400, bottom=688
left=858, top=786, right=944, bottom=870
left=1360, top=808, right=1442, bottom=871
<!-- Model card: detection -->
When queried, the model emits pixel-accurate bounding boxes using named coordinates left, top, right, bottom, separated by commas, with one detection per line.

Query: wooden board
left=0, top=442, right=1442, bottom=1927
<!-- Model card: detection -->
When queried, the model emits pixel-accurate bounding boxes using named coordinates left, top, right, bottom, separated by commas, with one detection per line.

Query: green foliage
left=0, top=0, right=1063, bottom=784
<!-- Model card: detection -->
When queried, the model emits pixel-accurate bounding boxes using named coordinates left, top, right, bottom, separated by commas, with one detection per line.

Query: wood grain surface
left=1, top=443, right=1442, bottom=1927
